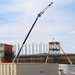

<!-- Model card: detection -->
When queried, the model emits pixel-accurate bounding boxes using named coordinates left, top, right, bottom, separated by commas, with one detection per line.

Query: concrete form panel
left=16, top=63, right=58, bottom=75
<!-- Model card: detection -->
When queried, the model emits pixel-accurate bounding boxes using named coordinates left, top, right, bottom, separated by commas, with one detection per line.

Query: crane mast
left=13, top=2, right=53, bottom=63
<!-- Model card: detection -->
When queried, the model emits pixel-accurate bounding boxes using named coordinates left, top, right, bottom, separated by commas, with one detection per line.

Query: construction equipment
left=59, top=45, right=73, bottom=65
left=45, top=41, right=73, bottom=65
left=13, top=2, right=53, bottom=63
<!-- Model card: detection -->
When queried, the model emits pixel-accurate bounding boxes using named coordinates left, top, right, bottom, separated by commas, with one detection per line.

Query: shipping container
left=0, top=43, right=13, bottom=51
left=4, top=44, right=12, bottom=51
left=1, top=57, right=13, bottom=63
left=0, top=43, right=14, bottom=63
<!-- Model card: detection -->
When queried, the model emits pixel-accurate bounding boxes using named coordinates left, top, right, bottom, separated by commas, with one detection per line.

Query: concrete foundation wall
left=0, top=63, right=58, bottom=75
left=16, top=63, right=58, bottom=75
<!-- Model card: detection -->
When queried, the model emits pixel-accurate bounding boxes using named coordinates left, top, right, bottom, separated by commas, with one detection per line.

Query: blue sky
left=0, top=0, right=75, bottom=53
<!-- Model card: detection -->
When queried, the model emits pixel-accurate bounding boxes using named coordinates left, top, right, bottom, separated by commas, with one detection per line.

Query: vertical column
left=32, top=43, right=34, bottom=55
left=46, top=44, right=48, bottom=53
left=43, top=43, right=45, bottom=53
left=25, top=43, right=27, bottom=55
left=36, top=43, right=38, bottom=54
left=39, top=43, right=40, bottom=54
left=29, top=44, right=30, bottom=55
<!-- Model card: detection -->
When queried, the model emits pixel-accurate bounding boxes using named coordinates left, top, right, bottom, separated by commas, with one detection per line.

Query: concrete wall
left=1, top=63, right=75, bottom=75
left=0, top=63, right=58, bottom=75
left=16, top=63, right=58, bottom=75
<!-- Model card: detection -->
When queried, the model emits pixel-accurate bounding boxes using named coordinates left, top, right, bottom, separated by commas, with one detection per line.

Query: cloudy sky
left=0, top=0, right=75, bottom=53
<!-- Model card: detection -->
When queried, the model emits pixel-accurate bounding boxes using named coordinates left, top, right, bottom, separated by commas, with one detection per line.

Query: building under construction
left=0, top=42, right=75, bottom=75
left=15, top=41, right=75, bottom=65
left=0, top=2, right=75, bottom=75
left=0, top=41, right=75, bottom=65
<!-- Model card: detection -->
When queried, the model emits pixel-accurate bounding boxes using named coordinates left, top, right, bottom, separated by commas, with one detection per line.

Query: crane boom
left=13, top=2, right=53, bottom=63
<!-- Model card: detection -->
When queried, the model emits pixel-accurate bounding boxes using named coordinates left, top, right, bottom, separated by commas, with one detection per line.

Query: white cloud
left=0, top=0, right=75, bottom=53
left=70, top=31, right=75, bottom=34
